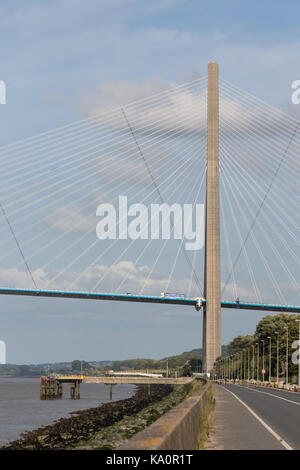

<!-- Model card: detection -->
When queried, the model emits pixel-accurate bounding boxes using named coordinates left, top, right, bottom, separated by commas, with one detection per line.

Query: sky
left=0, top=0, right=299, bottom=364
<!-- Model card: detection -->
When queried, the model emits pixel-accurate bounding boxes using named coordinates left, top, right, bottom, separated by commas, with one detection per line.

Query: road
left=212, top=383, right=300, bottom=450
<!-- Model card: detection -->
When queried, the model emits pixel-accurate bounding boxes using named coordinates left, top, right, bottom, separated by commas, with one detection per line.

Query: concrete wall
left=83, top=377, right=194, bottom=385
left=120, top=381, right=212, bottom=450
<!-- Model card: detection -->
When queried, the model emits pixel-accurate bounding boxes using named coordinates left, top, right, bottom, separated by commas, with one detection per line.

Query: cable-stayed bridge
left=0, top=63, right=299, bottom=372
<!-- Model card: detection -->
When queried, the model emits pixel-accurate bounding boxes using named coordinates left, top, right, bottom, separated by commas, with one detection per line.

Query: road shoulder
left=206, top=384, right=286, bottom=450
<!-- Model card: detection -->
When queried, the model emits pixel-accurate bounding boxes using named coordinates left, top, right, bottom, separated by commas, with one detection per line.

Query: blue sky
left=0, top=0, right=299, bottom=364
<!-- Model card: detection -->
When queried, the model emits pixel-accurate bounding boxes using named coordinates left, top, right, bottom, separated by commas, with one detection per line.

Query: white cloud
left=46, top=207, right=96, bottom=234
left=0, top=262, right=202, bottom=298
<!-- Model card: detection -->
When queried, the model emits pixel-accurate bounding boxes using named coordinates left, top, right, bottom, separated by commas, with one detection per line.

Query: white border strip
left=222, top=386, right=293, bottom=450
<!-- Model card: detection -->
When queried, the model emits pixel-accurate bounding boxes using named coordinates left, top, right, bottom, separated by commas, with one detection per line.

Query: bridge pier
left=40, top=377, right=63, bottom=399
left=70, top=380, right=81, bottom=399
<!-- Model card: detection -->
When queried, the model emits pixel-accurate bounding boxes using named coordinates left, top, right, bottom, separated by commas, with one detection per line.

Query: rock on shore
left=1, top=385, right=172, bottom=450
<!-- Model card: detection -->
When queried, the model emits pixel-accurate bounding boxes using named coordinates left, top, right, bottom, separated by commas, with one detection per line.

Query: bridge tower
left=203, top=62, right=221, bottom=373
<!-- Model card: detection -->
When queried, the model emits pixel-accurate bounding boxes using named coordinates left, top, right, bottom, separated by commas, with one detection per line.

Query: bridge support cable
left=163, top=163, right=206, bottom=294
left=0, top=117, right=205, bottom=273
left=219, top=142, right=299, bottom=256
left=84, top=145, right=205, bottom=294
left=44, top=144, right=201, bottom=290
left=0, top=77, right=207, bottom=163
left=220, top=159, right=287, bottom=304
left=0, top=82, right=207, bottom=237
left=221, top=143, right=300, bottom=266
left=0, top=203, right=38, bottom=290
left=48, top=136, right=206, bottom=292
left=218, top=79, right=299, bottom=306
left=0, top=69, right=298, bottom=310
left=220, top=189, right=238, bottom=300
left=116, top=158, right=206, bottom=294
left=97, top=152, right=205, bottom=294
left=218, top=91, right=300, bottom=197
left=219, top=166, right=261, bottom=303
left=6, top=120, right=204, bottom=266
left=222, top=164, right=299, bottom=300
left=0, top=80, right=208, bottom=180
left=0, top=88, right=207, bottom=236
left=220, top=77, right=299, bottom=135
left=219, top=117, right=299, bottom=228
left=121, top=106, right=204, bottom=295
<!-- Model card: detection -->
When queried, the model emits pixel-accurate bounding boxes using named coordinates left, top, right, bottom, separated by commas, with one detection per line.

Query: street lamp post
left=227, top=356, right=229, bottom=382
left=261, top=340, right=265, bottom=383
left=296, top=320, right=300, bottom=389
left=233, top=353, right=235, bottom=381
left=240, top=351, right=243, bottom=381
left=235, top=353, right=237, bottom=380
left=267, top=336, right=271, bottom=383
left=248, top=347, right=250, bottom=381
left=241, top=351, right=243, bottom=381
left=256, top=342, right=259, bottom=382
left=284, top=326, right=289, bottom=385
left=252, top=345, right=255, bottom=381
left=275, top=332, right=279, bottom=384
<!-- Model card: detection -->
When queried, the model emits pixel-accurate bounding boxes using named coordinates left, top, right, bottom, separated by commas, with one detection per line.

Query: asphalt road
left=221, top=383, right=300, bottom=450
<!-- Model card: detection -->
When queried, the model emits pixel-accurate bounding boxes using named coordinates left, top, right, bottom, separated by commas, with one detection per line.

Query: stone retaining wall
left=120, top=381, right=212, bottom=450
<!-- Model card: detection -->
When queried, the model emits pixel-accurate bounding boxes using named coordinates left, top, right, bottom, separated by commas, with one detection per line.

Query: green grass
left=198, top=384, right=215, bottom=450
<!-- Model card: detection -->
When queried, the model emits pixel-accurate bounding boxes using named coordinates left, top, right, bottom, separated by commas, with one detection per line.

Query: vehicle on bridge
left=105, top=370, right=164, bottom=378
left=160, top=292, right=186, bottom=298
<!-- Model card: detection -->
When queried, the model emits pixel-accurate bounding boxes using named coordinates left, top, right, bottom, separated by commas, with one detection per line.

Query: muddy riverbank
left=1, top=385, right=173, bottom=450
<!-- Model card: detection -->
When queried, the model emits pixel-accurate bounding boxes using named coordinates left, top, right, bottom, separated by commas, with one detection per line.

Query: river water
left=0, top=377, right=136, bottom=446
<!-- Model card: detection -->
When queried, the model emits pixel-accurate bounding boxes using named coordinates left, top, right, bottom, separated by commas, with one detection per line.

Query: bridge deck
left=0, top=287, right=299, bottom=313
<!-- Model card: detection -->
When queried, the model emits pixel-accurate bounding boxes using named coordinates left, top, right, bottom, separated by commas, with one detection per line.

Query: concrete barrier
left=120, top=381, right=212, bottom=450
left=217, top=379, right=300, bottom=393
left=83, top=376, right=194, bottom=385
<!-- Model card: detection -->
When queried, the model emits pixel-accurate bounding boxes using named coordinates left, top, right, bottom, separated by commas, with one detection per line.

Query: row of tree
left=111, top=351, right=202, bottom=373
left=216, top=313, right=300, bottom=382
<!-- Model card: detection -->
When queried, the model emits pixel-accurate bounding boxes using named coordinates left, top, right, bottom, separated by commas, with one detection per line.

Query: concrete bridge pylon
left=203, top=62, right=222, bottom=374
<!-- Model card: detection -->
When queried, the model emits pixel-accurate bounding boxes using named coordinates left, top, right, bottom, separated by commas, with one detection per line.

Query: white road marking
left=234, top=384, right=300, bottom=406
left=221, top=386, right=293, bottom=450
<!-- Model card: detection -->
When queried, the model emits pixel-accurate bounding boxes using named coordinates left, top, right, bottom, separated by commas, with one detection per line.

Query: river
left=0, top=377, right=136, bottom=446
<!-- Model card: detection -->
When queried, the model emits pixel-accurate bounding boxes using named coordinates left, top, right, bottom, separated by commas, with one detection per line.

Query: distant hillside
left=0, top=346, right=228, bottom=376
left=183, top=345, right=228, bottom=357
left=112, top=345, right=228, bottom=372
left=0, top=361, right=113, bottom=377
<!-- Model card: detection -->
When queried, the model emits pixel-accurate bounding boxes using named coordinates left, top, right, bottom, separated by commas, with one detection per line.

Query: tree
left=223, top=314, right=300, bottom=382
left=182, top=361, right=192, bottom=377
left=227, top=335, right=254, bottom=355
left=71, top=360, right=90, bottom=372
left=254, top=314, right=300, bottom=381
left=18, top=365, right=31, bottom=376
left=189, top=357, right=202, bottom=372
